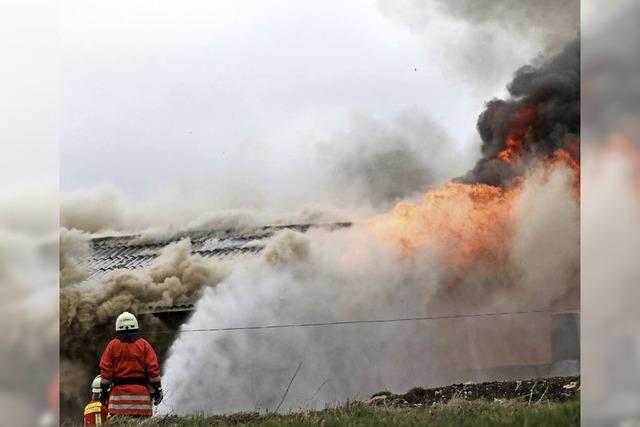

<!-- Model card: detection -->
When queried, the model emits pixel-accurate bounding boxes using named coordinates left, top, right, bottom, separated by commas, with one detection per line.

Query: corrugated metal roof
left=79, top=222, right=351, bottom=312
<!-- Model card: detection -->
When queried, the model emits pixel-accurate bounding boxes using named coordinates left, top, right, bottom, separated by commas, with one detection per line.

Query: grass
left=64, top=398, right=579, bottom=426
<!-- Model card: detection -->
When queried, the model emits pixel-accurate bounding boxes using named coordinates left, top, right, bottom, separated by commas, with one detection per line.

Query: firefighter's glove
left=99, top=385, right=110, bottom=405
left=151, top=384, right=163, bottom=406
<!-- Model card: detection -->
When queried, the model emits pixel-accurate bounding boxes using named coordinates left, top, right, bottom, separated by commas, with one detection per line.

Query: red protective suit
left=99, top=335, right=161, bottom=417
left=83, top=400, right=108, bottom=426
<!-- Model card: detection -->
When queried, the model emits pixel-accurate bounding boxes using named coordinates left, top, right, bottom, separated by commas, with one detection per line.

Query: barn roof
left=78, top=222, right=352, bottom=313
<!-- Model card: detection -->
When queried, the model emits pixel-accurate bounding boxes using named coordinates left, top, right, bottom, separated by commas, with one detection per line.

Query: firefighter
left=98, top=311, right=163, bottom=418
left=83, top=375, right=108, bottom=426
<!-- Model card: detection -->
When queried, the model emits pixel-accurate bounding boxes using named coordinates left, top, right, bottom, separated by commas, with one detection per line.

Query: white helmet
left=115, top=311, right=139, bottom=332
left=91, top=375, right=102, bottom=393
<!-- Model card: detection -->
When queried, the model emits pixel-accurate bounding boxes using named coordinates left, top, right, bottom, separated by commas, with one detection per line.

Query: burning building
left=60, top=38, right=579, bottom=419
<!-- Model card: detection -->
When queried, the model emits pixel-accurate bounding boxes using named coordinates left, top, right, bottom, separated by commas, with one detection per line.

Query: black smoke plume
left=459, top=39, right=580, bottom=186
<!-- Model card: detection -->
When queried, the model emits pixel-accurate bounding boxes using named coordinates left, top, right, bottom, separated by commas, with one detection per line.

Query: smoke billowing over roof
left=460, top=40, right=580, bottom=186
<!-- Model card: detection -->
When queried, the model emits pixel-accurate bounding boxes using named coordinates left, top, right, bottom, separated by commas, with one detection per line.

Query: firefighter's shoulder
left=139, top=337, right=157, bottom=349
left=84, top=401, right=103, bottom=415
left=103, top=337, right=119, bottom=350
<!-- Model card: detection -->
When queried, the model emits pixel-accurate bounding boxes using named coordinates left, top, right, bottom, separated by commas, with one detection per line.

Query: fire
left=369, top=182, right=519, bottom=269
left=543, top=140, right=580, bottom=197
left=496, top=107, right=537, bottom=164
left=370, top=139, right=580, bottom=268
left=497, top=134, right=526, bottom=163
left=547, top=148, right=579, bottom=176
left=368, top=102, right=582, bottom=270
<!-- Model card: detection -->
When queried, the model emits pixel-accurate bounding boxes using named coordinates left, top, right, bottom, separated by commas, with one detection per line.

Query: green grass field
left=67, top=399, right=579, bottom=426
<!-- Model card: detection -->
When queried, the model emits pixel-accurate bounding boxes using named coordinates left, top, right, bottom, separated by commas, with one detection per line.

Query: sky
left=0, top=0, right=58, bottom=187
left=59, top=0, right=577, bottom=200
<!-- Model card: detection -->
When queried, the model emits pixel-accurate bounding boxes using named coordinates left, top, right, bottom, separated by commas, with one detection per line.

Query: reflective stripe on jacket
left=108, top=385, right=153, bottom=416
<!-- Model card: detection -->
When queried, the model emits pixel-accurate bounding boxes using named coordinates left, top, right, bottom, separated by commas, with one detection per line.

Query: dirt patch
left=366, top=376, right=580, bottom=407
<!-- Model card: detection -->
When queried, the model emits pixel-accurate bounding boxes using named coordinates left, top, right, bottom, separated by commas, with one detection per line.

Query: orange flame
left=496, top=107, right=537, bottom=164
left=497, top=134, right=526, bottom=163
left=544, top=140, right=580, bottom=197
left=369, top=182, right=520, bottom=269
left=370, top=144, right=580, bottom=269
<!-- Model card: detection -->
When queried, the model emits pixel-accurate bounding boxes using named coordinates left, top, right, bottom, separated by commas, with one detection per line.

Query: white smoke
left=158, top=164, right=579, bottom=416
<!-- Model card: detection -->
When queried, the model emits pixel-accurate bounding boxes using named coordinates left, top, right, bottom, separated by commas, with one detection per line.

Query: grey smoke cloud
left=59, top=238, right=231, bottom=416
left=60, top=228, right=90, bottom=287
left=322, top=111, right=469, bottom=208
left=378, top=0, right=579, bottom=88
left=0, top=183, right=58, bottom=426
left=433, top=0, right=578, bottom=48
left=583, top=3, right=640, bottom=141
left=60, top=109, right=469, bottom=234
left=159, top=164, right=579, bottom=415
